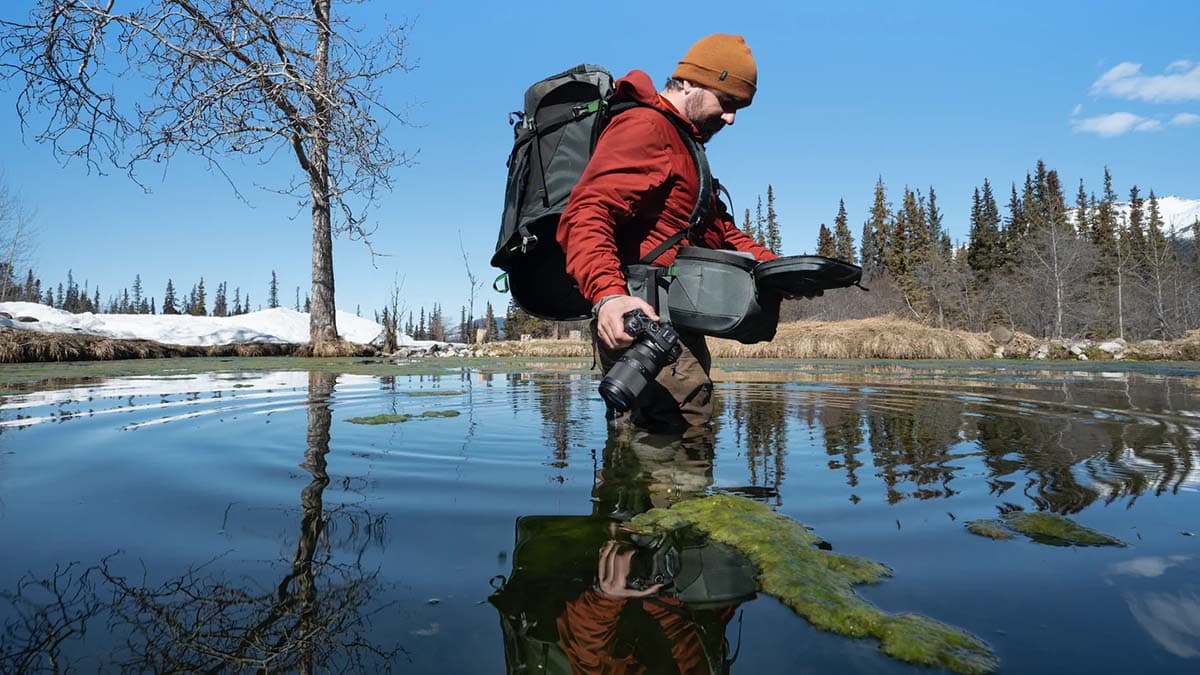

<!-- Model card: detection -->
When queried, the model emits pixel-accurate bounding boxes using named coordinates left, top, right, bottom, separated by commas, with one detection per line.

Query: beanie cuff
left=673, top=62, right=756, bottom=107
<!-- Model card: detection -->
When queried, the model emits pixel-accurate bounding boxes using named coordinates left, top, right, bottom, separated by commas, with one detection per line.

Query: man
left=557, top=34, right=779, bottom=431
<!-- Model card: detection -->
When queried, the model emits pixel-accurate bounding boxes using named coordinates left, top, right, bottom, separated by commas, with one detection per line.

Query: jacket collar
left=612, top=70, right=701, bottom=140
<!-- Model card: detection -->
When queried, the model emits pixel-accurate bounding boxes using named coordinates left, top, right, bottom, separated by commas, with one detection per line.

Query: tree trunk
left=309, top=0, right=338, bottom=345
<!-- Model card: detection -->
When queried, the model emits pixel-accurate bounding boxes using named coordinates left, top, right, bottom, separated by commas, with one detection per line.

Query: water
left=1, top=360, right=1198, bottom=673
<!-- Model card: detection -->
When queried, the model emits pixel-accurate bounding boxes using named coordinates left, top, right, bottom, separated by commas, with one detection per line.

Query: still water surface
left=1, top=360, right=1198, bottom=673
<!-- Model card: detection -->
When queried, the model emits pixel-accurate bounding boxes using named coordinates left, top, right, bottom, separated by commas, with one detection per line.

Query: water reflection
left=0, top=372, right=400, bottom=672
left=491, top=425, right=751, bottom=674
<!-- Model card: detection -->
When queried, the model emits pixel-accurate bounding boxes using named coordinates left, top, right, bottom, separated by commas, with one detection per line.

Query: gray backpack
left=490, top=65, right=712, bottom=321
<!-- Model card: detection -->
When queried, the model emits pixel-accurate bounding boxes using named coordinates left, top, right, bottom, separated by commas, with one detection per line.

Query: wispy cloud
left=1171, top=112, right=1200, bottom=127
left=1071, top=112, right=1162, bottom=137
left=1090, top=61, right=1200, bottom=102
left=1071, top=103, right=1084, bottom=116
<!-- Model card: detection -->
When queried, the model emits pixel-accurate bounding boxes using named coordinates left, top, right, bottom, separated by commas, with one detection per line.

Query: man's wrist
left=592, top=294, right=625, bottom=318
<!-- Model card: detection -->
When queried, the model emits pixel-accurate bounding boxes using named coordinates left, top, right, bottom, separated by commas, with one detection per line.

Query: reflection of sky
left=1112, top=556, right=1200, bottom=659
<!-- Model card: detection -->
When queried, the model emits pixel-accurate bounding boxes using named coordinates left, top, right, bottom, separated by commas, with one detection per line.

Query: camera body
left=598, top=310, right=683, bottom=413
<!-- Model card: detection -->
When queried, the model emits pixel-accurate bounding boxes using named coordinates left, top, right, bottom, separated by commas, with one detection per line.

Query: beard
left=684, top=95, right=726, bottom=142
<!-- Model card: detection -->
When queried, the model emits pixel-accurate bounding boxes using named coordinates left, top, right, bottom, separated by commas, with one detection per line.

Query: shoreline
left=4, top=317, right=1199, bottom=365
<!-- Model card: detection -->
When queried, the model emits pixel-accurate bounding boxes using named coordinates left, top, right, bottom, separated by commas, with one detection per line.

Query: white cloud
left=1071, top=103, right=1084, bottom=116
left=1090, top=61, right=1200, bottom=102
left=1071, top=112, right=1162, bottom=137
left=1171, top=112, right=1200, bottom=127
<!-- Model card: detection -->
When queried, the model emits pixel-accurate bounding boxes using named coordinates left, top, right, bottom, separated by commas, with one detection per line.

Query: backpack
left=490, top=65, right=713, bottom=321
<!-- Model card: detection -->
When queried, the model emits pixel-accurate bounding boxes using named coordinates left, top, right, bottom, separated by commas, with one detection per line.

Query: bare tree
left=0, top=0, right=415, bottom=349
left=0, top=178, right=37, bottom=301
left=458, top=231, right=482, bottom=343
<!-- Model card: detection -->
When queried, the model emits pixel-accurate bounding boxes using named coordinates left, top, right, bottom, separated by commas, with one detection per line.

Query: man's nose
left=721, top=111, right=736, bottom=126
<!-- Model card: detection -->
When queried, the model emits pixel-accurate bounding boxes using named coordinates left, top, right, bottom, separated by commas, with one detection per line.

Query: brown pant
left=592, top=321, right=714, bottom=431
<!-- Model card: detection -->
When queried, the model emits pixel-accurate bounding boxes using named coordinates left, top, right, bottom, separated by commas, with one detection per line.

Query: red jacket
left=557, top=70, right=778, bottom=306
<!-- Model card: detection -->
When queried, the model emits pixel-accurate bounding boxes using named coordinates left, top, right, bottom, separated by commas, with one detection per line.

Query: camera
left=625, top=532, right=681, bottom=591
left=598, top=310, right=683, bottom=413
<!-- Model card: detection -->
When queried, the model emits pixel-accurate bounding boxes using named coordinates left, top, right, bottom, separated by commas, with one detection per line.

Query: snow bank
left=0, top=302, right=386, bottom=346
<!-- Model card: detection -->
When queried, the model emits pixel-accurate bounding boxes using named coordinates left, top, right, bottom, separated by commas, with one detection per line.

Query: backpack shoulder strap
left=600, top=102, right=713, bottom=266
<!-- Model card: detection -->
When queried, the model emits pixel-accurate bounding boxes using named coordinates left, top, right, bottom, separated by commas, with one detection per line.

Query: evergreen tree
left=55, top=282, right=64, bottom=308
left=64, top=270, right=78, bottom=312
left=268, top=271, right=279, bottom=308
left=132, top=274, right=143, bottom=313
left=926, top=186, right=944, bottom=245
left=742, top=208, right=755, bottom=242
left=754, top=195, right=766, bottom=247
left=149, top=297, right=156, bottom=315
left=417, top=307, right=426, bottom=340
left=162, top=279, right=178, bottom=315
left=429, top=304, right=446, bottom=342
left=1127, top=185, right=1145, bottom=255
left=765, top=184, right=781, bottom=252
left=43, top=287, right=54, bottom=306
left=92, top=287, right=100, bottom=313
left=484, top=301, right=499, bottom=342
left=1074, top=179, right=1090, bottom=238
left=1146, top=190, right=1166, bottom=252
left=816, top=223, right=836, bottom=257
left=120, top=288, right=131, bottom=313
left=459, top=305, right=468, bottom=342
left=832, top=198, right=856, bottom=262
left=967, top=181, right=1002, bottom=277
left=190, top=278, right=207, bottom=316
left=1092, top=167, right=1119, bottom=264
left=212, top=282, right=228, bottom=317
left=405, top=311, right=414, bottom=338
left=866, top=177, right=890, bottom=277
left=245, top=293, right=252, bottom=313
left=303, top=294, right=310, bottom=312
left=859, top=220, right=876, bottom=278
left=295, top=286, right=301, bottom=312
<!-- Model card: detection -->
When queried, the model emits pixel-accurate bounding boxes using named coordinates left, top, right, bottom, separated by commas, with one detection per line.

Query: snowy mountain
left=1113, top=196, right=1200, bottom=232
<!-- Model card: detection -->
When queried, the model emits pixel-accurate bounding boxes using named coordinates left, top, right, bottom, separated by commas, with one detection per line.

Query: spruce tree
left=191, top=278, right=207, bottom=316
left=92, top=288, right=100, bottom=313
left=754, top=195, right=766, bottom=247
left=268, top=271, right=279, bottom=308
left=150, top=298, right=156, bottom=315
left=832, top=198, right=856, bottom=263
left=295, top=286, right=301, bottom=312
left=120, top=288, right=131, bottom=313
left=816, top=223, right=836, bottom=257
left=1092, top=168, right=1119, bottom=264
left=866, top=177, right=890, bottom=277
left=1127, top=185, right=1145, bottom=255
left=213, top=282, right=228, bottom=317
left=162, top=279, right=178, bottom=315
left=1075, top=179, right=1090, bottom=238
left=742, top=208, right=755, bottom=242
left=417, top=307, right=426, bottom=340
left=484, top=301, right=498, bottom=342
left=926, top=186, right=944, bottom=245
left=43, top=288, right=54, bottom=306
left=765, top=184, right=781, bottom=253
left=132, top=274, right=143, bottom=313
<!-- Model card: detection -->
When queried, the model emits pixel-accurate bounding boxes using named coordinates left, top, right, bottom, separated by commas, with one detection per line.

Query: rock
left=15, top=316, right=38, bottom=323
left=0, top=311, right=10, bottom=319
left=1138, top=339, right=1165, bottom=347
left=993, top=347, right=1005, bottom=359
left=1069, top=344, right=1085, bottom=357
left=1097, top=341, right=1125, bottom=354
left=989, top=326, right=1014, bottom=344
left=1031, top=344, right=1050, bottom=360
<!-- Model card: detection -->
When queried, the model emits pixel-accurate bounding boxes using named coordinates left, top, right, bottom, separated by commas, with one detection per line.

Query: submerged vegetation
left=966, top=512, right=1126, bottom=547
left=630, top=495, right=998, bottom=674
left=347, top=409, right=461, bottom=425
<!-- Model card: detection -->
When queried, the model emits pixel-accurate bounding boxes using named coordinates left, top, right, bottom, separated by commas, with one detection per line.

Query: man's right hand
left=596, top=295, right=658, bottom=350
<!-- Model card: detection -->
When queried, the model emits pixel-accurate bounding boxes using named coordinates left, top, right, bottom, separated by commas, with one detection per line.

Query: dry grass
left=476, top=339, right=591, bottom=358
left=709, top=317, right=996, bottom=359
left=0, top=328, right=381, bottom=363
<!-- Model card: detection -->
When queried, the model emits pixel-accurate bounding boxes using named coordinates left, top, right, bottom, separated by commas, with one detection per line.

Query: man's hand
left=596, top=295, right=658, bottom=349
left=596, top=540, right=663, bottom=598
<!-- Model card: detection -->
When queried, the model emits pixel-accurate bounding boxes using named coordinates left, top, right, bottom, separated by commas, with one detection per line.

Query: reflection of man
left=558, top=34, right=778, bottom=432
left=557, top=540, right=737, bottom=675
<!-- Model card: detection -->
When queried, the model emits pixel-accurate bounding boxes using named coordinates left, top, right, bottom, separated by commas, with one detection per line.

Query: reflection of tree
left=866, top=398, right=962, bottom=505
left=819, top=403, right=865, bottom=503
left=0, top=372, right=401, bottom=672
left=726, top=389, right=789, bottom=504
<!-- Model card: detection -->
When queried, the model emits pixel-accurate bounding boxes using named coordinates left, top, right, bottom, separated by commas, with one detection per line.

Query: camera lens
left=598, top=343, right=660, bottom=411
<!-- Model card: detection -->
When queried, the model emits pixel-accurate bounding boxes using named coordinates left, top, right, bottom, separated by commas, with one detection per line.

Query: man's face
left=683, top=85, right=740, bottom=142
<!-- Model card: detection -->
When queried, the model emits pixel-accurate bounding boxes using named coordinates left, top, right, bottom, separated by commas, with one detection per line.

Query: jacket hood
left=612, top=70, right=700, bottom=139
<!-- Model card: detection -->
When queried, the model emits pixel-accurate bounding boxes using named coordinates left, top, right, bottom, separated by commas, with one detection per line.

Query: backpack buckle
left=520, top=234, right=538, bottom=253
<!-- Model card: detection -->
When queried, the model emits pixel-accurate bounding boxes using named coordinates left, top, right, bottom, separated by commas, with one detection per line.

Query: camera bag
left=666, top=247, right=781, bottom=344
left=667, top=248, right=864, bottom=344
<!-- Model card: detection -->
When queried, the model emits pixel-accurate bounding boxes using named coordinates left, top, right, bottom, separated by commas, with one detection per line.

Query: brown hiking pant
left=591, top=321, right=714, bottom=431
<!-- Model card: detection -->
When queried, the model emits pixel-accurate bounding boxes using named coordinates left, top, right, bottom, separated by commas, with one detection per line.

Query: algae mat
left=630, top=494, right=998, bottom=674
left=965, top=512, right=1126, bottom=547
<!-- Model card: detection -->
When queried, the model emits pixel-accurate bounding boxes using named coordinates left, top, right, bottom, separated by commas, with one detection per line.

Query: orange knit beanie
left=672, top=34, right=757, bottom=108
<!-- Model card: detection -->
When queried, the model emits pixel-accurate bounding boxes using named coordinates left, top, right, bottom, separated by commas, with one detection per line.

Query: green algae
left=965, top=512, right=1125, bottom=547
left=629, top=495, right=998, bottom=674
left=347, top=409, right=461, bottom=425
left=964, top=519, right=1015, bottom=540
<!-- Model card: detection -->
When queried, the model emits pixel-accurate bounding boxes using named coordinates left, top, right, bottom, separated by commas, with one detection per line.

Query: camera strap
left=622, top=264, right=672, bottom=322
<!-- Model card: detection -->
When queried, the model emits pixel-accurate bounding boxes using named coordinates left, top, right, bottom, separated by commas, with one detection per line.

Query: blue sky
left=1, top=0, right=1198, bottom=322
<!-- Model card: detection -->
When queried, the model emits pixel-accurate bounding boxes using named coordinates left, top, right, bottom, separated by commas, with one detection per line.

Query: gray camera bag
left=666, top=247, right=782, bottom=344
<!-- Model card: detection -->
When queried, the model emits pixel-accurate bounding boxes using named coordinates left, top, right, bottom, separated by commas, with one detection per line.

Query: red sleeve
left=557, top=111, right=674, bottom=304
left=556, top=589, right=634, bottom=675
